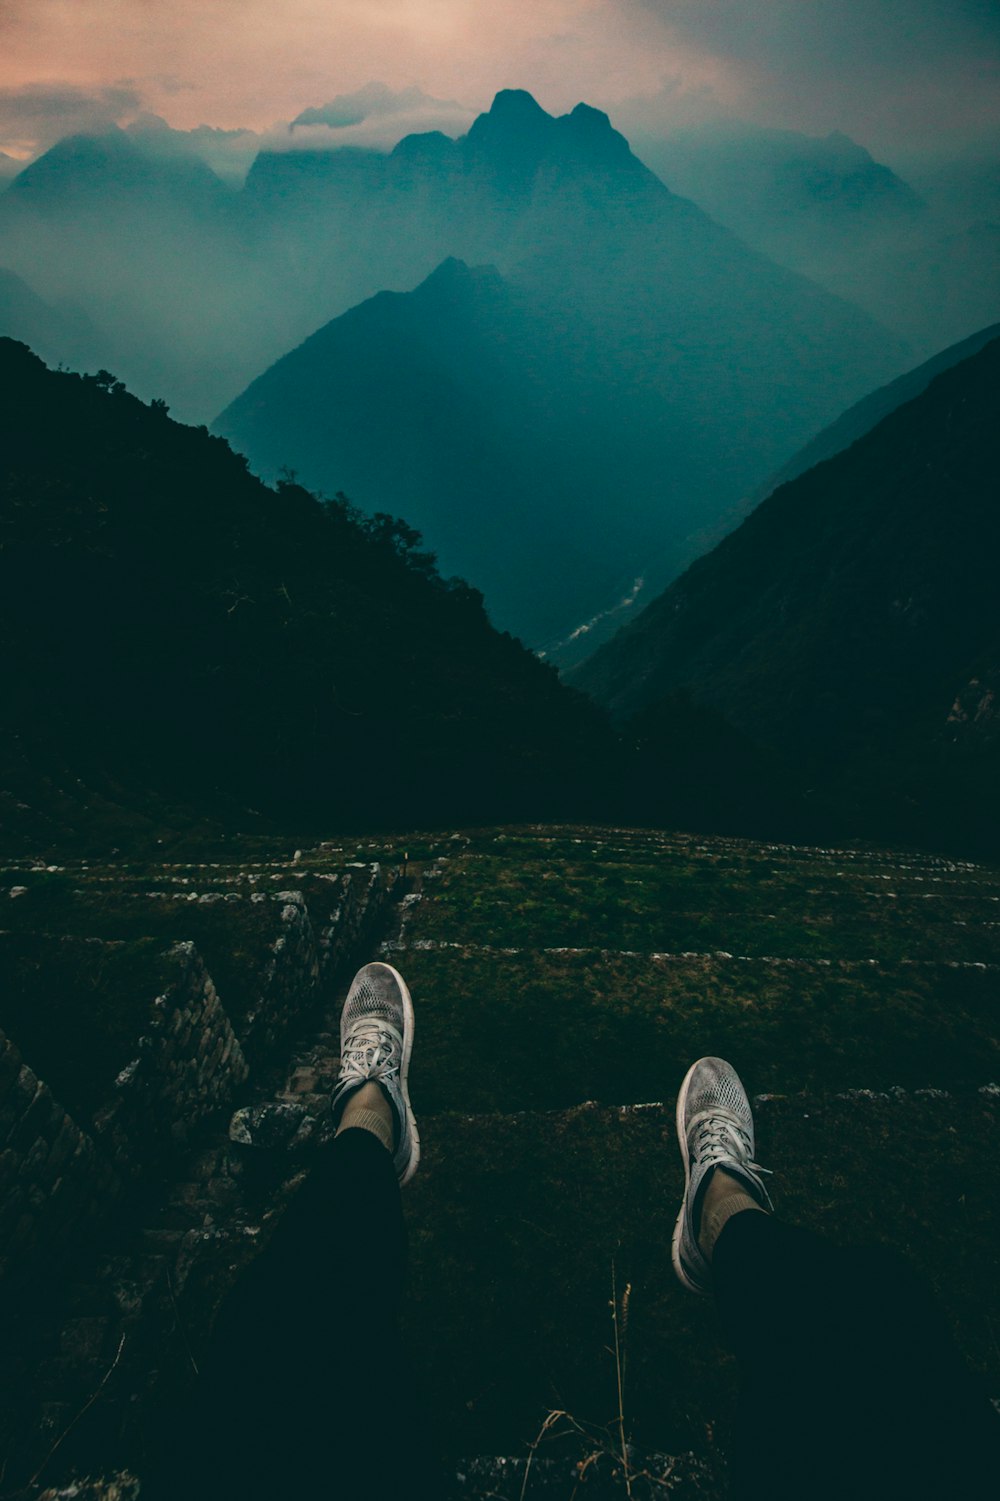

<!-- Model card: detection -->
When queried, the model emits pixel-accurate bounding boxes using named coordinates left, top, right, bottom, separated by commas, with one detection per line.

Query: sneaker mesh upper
left=342, top=970, right=404, bottom=1035
left=684, top=1056, right=747, bottom=1128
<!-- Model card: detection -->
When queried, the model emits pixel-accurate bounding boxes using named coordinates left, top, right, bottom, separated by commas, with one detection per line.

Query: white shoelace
left=694, top=1116, right=773, bottom=1189
left=339, top=1018, right=402, bottom=1088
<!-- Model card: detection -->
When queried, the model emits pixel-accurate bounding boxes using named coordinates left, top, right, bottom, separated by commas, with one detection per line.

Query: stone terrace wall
left=239, top=890, right=320, bottom=1068
left=317, top=863, right=393, bottom=980
left=0, top=862, right=396, bottom=1284
left=92, top=941, right=249, bottom=1177
left=240, top=865, right=395, bottom=1067
left=0, top=1029, right=121, bottom=1281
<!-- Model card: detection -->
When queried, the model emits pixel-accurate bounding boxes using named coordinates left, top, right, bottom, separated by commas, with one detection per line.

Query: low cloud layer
left=0, top=82, right=141, bottom=157
left=284, top=82, right=474, bottom=151
left=1, top=1, right=997, bottom=163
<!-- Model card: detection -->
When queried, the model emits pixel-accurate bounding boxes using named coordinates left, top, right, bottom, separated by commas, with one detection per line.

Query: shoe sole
left=368, top=961, right=421, bottom=1186
left=671, top=1056, right=710, bottom=1294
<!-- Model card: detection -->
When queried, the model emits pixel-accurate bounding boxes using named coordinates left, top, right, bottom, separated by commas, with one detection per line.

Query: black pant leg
left=712, top=1208, right=999, bottom=1501
left=161, top=1127, right=439, bottom=1500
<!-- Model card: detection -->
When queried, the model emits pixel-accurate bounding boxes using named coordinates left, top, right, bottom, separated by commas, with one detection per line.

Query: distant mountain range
left=633, top=121, right=925, bottom=273
left=573, top=333, right=1000, bottom=851
left=0, top=92, right=909, bottom=427
left=213, top=92, right=909, bottom=648
left=630, top=120, right=999, bottom=360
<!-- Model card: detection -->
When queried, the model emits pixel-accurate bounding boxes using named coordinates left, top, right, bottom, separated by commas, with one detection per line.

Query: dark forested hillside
left=0, top=339, right=617, bottom=850
left=574, top=336, right=1000, bottom=852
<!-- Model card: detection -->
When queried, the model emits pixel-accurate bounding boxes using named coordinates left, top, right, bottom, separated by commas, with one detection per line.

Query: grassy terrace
left=390, top=829, right=1000, bottom=1112
left=0, top=877, right=288, bottom=1026
left=412, top=847, right=1000, bottom=961
left=0, top=854, right=377, bottom=1124
left=2, top=824, right=999, bottom=1488
left=374, top=826, right=1000, bottom=1476
left=401, top=949, right=1000, bottom=1112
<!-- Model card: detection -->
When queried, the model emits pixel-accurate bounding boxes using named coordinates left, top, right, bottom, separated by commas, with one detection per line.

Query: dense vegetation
left=0, top=338, right=618, bottom=847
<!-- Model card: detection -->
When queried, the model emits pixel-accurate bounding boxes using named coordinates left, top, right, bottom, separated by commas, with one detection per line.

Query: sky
left=1, top=0, right=998, bottom=164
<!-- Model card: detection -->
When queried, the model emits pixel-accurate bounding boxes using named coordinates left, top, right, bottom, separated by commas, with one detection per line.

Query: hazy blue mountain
left=847, top=220, right=1000, bottom=357
left=216, top=92, right=909, bottom=649
left=215, top=239, right=907, bottom=652
left=0, top=91, right=909, bottom=430
left=633, top=121, right=925, bottom=272
left=0, top=267, right=104, bottom=371
left=631, top=120, right=999, bottom=358
left=124, top=113, right=260, bottom=184
left=0, top=129, right=279, bottom=421
left=216, top=257, right=676, bottom=646
left=572, top=337, right=1000, bottom=850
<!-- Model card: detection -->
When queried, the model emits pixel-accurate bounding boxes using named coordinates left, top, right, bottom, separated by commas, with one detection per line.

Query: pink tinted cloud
left=0, top=0, right=996, bottom=157
left=0, top=0, right=735, bottom=133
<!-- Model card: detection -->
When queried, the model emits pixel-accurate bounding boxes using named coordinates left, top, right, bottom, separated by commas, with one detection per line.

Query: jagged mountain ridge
left=1, top=91, right=907, bottom=427
left=214, top=93, right=909, bottom=648
left=573, top=335, right=1000, bottom=849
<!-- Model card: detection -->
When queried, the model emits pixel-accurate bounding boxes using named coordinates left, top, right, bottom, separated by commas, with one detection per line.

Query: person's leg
left=672, top=1058, right=1000, bottom=1501
left=163, top=963, right=437, bottom=1501
left=185, top=1124, right=407, bottom=1497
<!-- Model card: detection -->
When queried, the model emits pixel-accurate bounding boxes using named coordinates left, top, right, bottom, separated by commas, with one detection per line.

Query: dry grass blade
left=519, top=1407, right=571, bottom=1501
left=5, top=1333, right=128, bottom=1499
left=610, top=1259, right=634, bottom=1499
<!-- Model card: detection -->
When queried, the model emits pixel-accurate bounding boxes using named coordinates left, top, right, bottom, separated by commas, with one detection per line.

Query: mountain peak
left=425, top=254, right=471, bottom=281
left=418, top=256, right=504, bottom=297
left=563, top=102, right=633, bottom=163
left=464, top=90, right=635, bottom=176
left=465, top=90, right=555, bottom=154
left=569, top=102, right=613, bottom=129
left=487, top=89, right=552, bottom=124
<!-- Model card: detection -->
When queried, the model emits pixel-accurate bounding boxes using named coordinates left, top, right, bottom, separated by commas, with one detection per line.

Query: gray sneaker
left=331, top=961, right=420, bottom=1185
left=671, top=1057, right=772, bottom=1294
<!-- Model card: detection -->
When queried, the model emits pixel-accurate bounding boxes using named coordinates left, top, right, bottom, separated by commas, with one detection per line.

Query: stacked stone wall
left=0, top=856, right=400, bottom=1487
left=241, top=864, right=393, bottom=1066
left=0, top=1030, right=120, bottom=1281
left=92, top=942, right=249, bottom=1176
left=318, top=863, right=394, bottom=980
left=1, top=864, right=394, bottom=1214
left=239, top=891, right=321, bottom=1067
